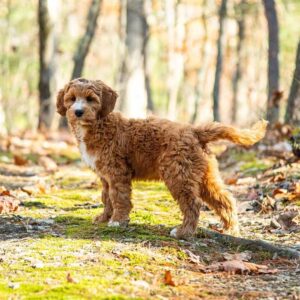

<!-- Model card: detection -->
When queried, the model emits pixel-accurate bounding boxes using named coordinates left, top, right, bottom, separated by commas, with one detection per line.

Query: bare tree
left=262, top=0, right=280, bottom=123
left=166, top=0, right=185, bottom=120
left=213, top=0, right=227, bottom=122
left=143, top=0, right=154, bottom=113
left=285, top=40, right=300, bottom=124
left=231, top=0, right=246, bottom=123
left=119, top=0, right=149, bottom=117
left=71, top=0, right=102, bottom=79
left=191, top=1, right=208, bottom=124
left=38, top=0, right=59, bottom=129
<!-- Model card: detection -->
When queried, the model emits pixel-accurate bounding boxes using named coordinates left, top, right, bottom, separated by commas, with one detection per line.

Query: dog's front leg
left=107, top=176, right=132, bottom=228
left=94, top=178, right=113, bottom=224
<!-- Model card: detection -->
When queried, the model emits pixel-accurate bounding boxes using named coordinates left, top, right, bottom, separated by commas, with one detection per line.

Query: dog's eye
left=86, top=96, right=93, bottom=103
left=71, top=96, right=76, bottom=102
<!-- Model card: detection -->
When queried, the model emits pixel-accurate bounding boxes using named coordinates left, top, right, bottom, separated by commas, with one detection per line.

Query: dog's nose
left=75, top=109, right=84, bottom=117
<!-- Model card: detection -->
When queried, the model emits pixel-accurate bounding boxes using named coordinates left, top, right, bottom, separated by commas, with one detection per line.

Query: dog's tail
left=193, top=120, right=268, bottom=146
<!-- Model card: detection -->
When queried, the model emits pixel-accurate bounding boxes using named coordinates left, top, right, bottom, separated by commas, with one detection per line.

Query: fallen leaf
left=0, top=196, right=20, bottom=214
left=276, top=209, right=300, bottom=232
left=38, top=156, right=58, bottom=172
left=21, top=187, right=33, bottom=196
left=224, top=177, right=238, bottom=185
left=270, top=173, right=286, bottom=182
left=236, top=177, right=257, bottom=185
left=260, top=195, right=276, bottom=213
left=13, top=154, right=28, bottom=166
left=164, top=270, right=176, bottom=286
left=37, top=183, right=47, bottom=194
left=66, top=273, right=77, bottom=283
left=184, top=249, right=202, bottom=264
left=207, top=260, right=277, bottom=275
left=223, top=251, right=252, bottom=262
left=208, top=224, right=224, bottom=233
left=0, top=187, right=11, bottom=196
left=272, top=188, right=288, bottom=198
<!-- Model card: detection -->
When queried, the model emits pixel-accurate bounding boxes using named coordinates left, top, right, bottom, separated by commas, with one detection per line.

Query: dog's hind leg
left=160, top=152, right=204, bottom=239
left=94, top=178, right=113, bottom=224
left=200, top=156, right=240, bottom=236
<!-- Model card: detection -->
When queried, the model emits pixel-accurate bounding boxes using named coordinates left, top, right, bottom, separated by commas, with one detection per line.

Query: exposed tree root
left=197, top=228, right=300, bottom=260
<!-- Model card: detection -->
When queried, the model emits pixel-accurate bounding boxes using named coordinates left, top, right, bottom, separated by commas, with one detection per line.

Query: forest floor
left=0, top=129, right=299, bottom=299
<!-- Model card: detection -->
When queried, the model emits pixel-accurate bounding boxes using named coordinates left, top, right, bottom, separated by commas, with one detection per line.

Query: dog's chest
left=79, top=141, right=96, bottom=170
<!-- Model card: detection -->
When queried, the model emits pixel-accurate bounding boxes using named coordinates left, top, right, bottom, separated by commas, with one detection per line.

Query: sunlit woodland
left=0, top=0, right=300, bottom=299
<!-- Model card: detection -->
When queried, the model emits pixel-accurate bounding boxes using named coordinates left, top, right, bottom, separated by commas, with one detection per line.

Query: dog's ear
left=56, top=86, right=67, bottom=116
left=94, top=81, right=118, bottom=118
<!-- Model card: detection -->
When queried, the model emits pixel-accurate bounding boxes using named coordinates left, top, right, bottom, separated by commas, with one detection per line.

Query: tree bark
left=191, top=3, right=208, bottom=124
left=285, top=40, right=300, bottom=125
left=71, top=0, right=102, bottom=79
left=213, top=0, right=227, bottom=122
left=38, top=0, right=59, bottom=129
left=166, top=0, right=185, bottom=121
left=231, top=0, right=246, bottom=123
left=119, top=0, right=148, bottom=118
left=142, top=2, right=154, bottom=113
left=263, top=0, right=280, bottom=123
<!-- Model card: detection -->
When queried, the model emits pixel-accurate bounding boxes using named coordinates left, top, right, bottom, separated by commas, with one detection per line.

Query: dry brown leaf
left=164, top=270, right=176, bottom=286
left=38, top=156, right=58, bottom=172
left=277, top=210, right=300, bottom=231
left=224, top=177, right=238, bottom=185
left=260, top=195, right=276, bottom=213
left=37, top=183, right=47, bottom=194
left=0, top=196, right=20, bottom=214
left=270, top=173, right=286, bottom=182
left=21, top=187, right=34, bottom=196
left=290, top=182, right=300, bottom=194
left=207, top=260, right=277, bottom=275
left=223, top=251, right=252, bottom=262
left=0, top=187, right=11, bottom=197
left=208, top=224, right=224, bottom=233
left=66, top=273, right=77, bottom=283
left=13, top=154, right=28, bottom=166
left=273, top=188, right=288, bottom=199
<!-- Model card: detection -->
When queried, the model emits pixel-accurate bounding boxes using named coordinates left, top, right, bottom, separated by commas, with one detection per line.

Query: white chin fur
left=170, top=227, right=177, bottom=237
left=108, top=221, right=120, bottom=227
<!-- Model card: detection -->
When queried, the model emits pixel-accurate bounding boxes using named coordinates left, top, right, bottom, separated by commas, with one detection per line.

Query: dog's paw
left=170, top=227, right=178, bottom=237
left=108, top=220, right=121, bottom=227
left=108, top=219, right=129, bottom=228
left=93, top=213, right=111, bottom=224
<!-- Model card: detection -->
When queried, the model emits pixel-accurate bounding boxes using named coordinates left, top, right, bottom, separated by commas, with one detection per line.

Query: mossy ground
left=0, top=147, right=299, bottom=299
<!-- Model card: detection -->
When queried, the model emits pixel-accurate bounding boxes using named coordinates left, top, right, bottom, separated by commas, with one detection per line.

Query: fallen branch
left=197, top=228, right=300, bottom=260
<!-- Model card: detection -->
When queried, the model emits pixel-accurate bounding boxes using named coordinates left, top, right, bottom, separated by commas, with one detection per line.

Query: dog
left=56, top=78, right=267, bottom=239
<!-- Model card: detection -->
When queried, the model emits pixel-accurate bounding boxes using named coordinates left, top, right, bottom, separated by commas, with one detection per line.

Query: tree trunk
left=71, top=0, right=102, bottom=79
left=231, top=0, right=246, bottom=123
left=38, top=0, right=59, bottom=129
left=119, top=0, right=148, bottom=118
left=142, top=1, right=154, bottom=113
left=191, top=3, right=208, bottom=124
left=285, top=40, right=300, bottom=125
left=166, top=0, right=185, bottom=121
left=262, top=0, right=280, bottom=123
left=213, top=0, right=227, bottom=122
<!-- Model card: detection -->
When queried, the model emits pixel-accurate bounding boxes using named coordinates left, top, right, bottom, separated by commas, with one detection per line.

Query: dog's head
left=56, top=78, right=118, bottom=124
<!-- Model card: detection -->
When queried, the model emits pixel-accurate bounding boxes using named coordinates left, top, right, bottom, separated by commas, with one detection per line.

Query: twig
left=197, top=228, right=300, bottom=260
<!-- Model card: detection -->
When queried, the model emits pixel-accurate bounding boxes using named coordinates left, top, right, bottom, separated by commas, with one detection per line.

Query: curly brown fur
left=57, top=78, right=267, bottom=239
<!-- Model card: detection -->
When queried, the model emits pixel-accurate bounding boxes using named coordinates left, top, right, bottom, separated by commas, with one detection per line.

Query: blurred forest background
left=0, top=0, right=300, bottom=134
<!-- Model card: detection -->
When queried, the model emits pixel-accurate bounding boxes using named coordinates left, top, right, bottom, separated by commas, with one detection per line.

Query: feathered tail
left=193, top=120, right=268, bottom=146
